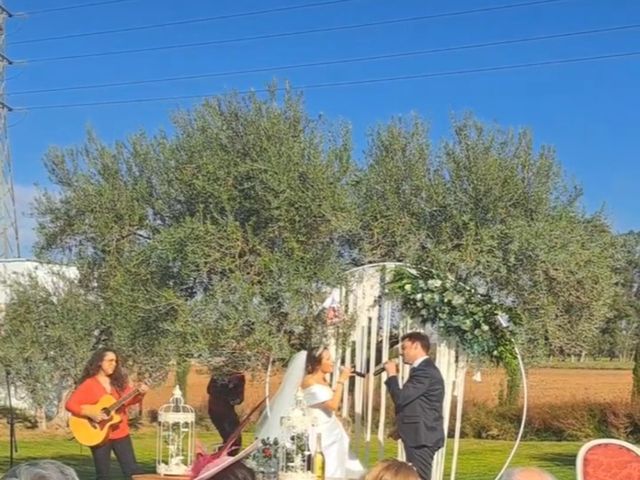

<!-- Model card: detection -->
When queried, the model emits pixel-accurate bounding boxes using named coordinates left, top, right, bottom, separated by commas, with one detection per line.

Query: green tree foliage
left=1, top=87, right=633, bottom=417
left=0, top=274, right=97, bottom=427
left=355, top=115, right=621, bottom=363
left=613, top=231, right=640, bottom=401
left=351, top=115, right=436, bottom=263
left=27, top=88, right=355, bottom=384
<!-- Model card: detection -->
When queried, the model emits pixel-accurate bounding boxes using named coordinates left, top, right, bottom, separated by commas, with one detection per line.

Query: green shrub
left=0, top=406, right=38, bottom=429
left=455, top=400, right=640, bottom=442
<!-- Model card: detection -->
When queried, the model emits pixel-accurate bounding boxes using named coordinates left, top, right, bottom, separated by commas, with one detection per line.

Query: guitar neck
left=107, top=387, right=141, bottom=414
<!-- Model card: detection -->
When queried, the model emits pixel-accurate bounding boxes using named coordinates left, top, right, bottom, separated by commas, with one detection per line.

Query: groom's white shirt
left=411, top=355, right=429, bottom=369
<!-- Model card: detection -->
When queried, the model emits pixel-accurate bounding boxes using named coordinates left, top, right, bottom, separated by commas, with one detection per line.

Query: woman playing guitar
left=66, top=348, right=149, bottom=480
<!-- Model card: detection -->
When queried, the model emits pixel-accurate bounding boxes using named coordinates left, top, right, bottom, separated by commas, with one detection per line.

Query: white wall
left=0, top=259, right=79, bottom=410
left=0, top=258, right=78, bottom=305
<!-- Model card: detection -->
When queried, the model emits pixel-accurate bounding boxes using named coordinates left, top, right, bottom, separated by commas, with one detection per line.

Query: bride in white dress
left=255, top=349, right=364, bottom=479
left=302, top=347, right=364, bottom=479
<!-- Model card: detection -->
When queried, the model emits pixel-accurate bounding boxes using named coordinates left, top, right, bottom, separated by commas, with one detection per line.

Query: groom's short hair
left=400, top=332, right=430, bottom=354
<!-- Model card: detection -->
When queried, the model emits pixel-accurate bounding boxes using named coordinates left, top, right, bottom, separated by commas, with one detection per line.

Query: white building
left=0, top=258, right=78, bottom=304
left=0, top=258, right=78, bottom=409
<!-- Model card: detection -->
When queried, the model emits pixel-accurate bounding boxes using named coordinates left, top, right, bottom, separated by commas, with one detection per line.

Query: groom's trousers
left=404, top=444, right=437, bottom=480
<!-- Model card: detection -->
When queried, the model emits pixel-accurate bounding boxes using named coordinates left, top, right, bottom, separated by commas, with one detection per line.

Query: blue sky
left=5, top=0, right=640, bottom=256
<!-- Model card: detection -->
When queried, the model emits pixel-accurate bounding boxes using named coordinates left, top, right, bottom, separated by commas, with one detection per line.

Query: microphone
left=353, top=363, right=388, bottom=378
left=353, top=345, right=400, bottom=377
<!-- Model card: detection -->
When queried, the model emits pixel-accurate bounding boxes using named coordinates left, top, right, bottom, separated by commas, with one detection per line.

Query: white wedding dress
left=303, top=384, right=364, bottom=479
left=255, top=351, right=364, bottom=480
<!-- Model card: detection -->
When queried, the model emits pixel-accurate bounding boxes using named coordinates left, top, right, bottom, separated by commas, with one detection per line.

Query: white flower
left=497, top=312, right=511, bottom=328
left=452, top=295, right=465, bottom=306
left=427, top=279, right=442, bottom=289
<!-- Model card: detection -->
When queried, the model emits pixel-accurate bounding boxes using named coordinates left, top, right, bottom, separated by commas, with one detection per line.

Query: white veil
left=254, top=350, right=308, bottom=442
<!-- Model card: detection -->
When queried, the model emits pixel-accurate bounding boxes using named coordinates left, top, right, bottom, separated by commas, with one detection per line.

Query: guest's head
left=2, top=460, right=79, bottom=480
left=501, top=467, right=557, bottom=480
left=363, top=459, right=420, bottom=480
left=211, top=462, right=255, bottom=480
left=400, top=332, right=431, bottom=365
left=306, top=346, right=333, bottom=375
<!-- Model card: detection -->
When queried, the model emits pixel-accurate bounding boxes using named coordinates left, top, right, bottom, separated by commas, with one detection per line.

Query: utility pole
left=0, top=2, right=19, bottom=258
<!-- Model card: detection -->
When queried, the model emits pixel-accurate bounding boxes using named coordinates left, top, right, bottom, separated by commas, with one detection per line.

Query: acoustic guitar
left=68, top=386, right=142, bottom=447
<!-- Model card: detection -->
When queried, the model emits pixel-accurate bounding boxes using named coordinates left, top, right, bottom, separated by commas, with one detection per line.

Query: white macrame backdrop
left=328, top=263, right=465, bottom=480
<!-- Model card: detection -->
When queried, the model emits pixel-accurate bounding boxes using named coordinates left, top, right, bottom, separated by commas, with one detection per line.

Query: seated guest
left=363, top=459, right=420, bottom=480
left=2, top=460, right=79, bottom=480
left=211, top=463, right=255, bottom=480
left=501, top=467, right=557, bottom=480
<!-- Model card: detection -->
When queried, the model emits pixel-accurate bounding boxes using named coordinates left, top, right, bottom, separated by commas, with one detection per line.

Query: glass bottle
left=313, top=433, right=325, bottom=480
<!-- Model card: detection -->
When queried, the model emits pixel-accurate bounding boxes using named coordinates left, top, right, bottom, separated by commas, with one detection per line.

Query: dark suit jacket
left=385, top=358, right=445, bottom=449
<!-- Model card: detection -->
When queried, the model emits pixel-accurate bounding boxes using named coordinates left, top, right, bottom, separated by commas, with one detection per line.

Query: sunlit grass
left=0, top=429, right=580, bottom=480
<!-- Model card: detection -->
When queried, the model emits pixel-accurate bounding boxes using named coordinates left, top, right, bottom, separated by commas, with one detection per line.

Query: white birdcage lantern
left=277, top=389, right=315, bottom=480
left=156, top=385, right=196, bottom=476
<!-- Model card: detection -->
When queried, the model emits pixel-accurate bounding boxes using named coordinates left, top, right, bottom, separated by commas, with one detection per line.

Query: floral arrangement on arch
left=388, top=266, right=521, bottom=368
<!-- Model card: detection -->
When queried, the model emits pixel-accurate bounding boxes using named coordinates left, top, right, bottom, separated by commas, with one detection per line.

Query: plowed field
left=143, top=365, right=633, bottom=413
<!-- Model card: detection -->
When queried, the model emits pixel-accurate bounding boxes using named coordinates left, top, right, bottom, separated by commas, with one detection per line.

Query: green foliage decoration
left=388, top=266, right=521, bottom=370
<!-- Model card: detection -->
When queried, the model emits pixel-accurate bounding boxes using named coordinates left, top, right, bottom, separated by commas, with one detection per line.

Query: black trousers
left=404, top=444, right=437, bottom=480
left=90, top=435, right=142, bottom=480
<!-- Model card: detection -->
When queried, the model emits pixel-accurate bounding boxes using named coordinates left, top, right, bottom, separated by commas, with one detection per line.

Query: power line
left=8, top=110, right=28, bottom=129
left=19, top=0, right=567, bottom=64
left=10, top=23, right=640, bottom=97
left=22, top=0, right=138, bottom=15
left=14, top=50, right=640, bottom=111
left=12, top=0, right=360, bottom=45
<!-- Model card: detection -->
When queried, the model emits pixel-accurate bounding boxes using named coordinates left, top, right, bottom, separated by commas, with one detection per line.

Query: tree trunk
left=35, top=406, right=47, bottom=430
left=50, top=388, right=72, bottom=427
left=176, top=359, right=191, bottom=400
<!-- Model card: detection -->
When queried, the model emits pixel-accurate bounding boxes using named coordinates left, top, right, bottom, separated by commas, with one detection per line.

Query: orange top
left=66, top=376, right=144, bottom=440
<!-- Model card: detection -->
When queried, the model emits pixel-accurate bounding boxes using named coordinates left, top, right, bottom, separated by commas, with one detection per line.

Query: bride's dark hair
left=305, top=346, right=327, bottom=374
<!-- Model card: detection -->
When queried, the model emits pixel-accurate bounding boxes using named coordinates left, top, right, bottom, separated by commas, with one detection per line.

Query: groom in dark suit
left=384, top=332, right=445, bottom=480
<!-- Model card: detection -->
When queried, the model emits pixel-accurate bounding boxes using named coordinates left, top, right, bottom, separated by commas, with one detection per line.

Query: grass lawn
left=532, top=359, right=633, bottom=370
left=0, top=428, right=581, bottom=480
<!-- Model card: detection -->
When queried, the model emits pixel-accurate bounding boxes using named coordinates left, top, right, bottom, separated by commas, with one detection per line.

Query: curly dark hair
left=305, top=346, right=328, bottom=374
left=77, top=347, right=128, bottom=392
